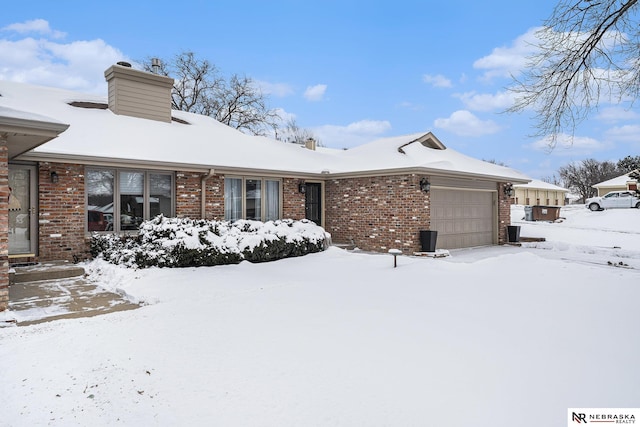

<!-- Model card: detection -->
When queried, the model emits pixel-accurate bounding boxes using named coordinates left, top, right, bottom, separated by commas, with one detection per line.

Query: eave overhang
left=0, top=115, right=70, bottom=159
left=16, top=151, right=530, bottom=184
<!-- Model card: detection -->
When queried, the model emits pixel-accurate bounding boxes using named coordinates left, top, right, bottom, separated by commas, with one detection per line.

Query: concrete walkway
left=6, top=262, right=140, bottom=326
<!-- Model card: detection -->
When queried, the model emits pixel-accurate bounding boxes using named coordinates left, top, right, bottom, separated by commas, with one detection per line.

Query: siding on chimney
left=104, top=65, right=174, bottom=123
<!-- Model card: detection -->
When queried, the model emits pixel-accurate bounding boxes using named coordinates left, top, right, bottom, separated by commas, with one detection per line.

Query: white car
left=585, top=191, right=640, bottom=211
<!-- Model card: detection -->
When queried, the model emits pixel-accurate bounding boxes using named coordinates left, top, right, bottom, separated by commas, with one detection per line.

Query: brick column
left=498, top=182, right=513, bottom=245
left=175, top=171, right=202, bottom=218
left=282, top=178, right=305, bottom=220
left=0, top=138, right=9, bottom=311
left=203, top=175, right=224, bottom=220
left=38, top=163, right=88, bottom=261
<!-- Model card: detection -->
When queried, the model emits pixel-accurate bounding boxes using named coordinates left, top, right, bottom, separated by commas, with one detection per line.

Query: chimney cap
left=116, top=61, right=132, bottom=67
left=151, top=58, right=161, bottom=74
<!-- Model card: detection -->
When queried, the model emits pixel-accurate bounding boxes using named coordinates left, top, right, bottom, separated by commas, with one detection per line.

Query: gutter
left=0, top=114, right=70, bottom=135
left=201, top=168, right=216, bottom=219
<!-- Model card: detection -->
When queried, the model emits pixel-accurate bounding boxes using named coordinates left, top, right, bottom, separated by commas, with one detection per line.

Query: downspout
left=201, top=169, right=216, bottom=219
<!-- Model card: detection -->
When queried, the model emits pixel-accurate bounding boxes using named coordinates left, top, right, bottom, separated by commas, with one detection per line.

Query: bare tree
left=483, top=159, right=509, bottom=167
left=143, top=52, right=281, bottom=136
left=558, top=158, right=620, bottom=200
left=213, top=74, right=281, bottom=136
left=508, top=0, right=640, bottom=148
left=278, top=118, right=322, bottom=146
left=541, top=175, right=565, bottom=187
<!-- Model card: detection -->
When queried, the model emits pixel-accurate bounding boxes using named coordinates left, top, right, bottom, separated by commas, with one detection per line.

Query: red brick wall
left=283, top=178, right=305, bottom=220
left=0, top=140, right=8, bottom=311
left=38, top=163, right=89, bottom=262
left=175, top=172, right=224, bottom=220
left=325, top=174, right=429, bottom=253
left=175, top=172, right=202, bottom=219
left=203, top=174, right=224, bottom=220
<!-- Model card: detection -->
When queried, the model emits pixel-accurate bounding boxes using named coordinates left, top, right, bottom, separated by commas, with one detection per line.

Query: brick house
left=0, top=64, right=529, bottom=311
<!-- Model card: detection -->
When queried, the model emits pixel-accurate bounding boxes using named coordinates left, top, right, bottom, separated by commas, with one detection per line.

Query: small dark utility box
left=532, top=205, right=561, bottom=221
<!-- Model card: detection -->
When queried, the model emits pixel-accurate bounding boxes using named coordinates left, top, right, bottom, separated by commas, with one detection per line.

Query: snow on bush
left=91, top=216, right=327, bottom=268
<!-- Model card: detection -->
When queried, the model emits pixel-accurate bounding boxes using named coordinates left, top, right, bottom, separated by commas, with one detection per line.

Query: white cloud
left=304, top=84, right=327, bottom=101
left=397, top=101, right=423, bottom=111
left=0, top=21, right=128, bottom=94
left=313, top=119, right=392, bottom=149
left=2, top=19, right=66, bottom=39
left=605, top=124, right=640, bottom=142
left=272, top=108, right=296, bottom=124
left=433, top=110, right=501, bottom=136
left=596, top=107, right=639, bottom=123
left=254, top=80, right=294, bottom=97
left=455, top=90, right=516, bottom=112
left=422, top=74, right=452, bottom=88
left=527, top=133, right=609, bottom=155
left=473, top=27, right=541, bottom=81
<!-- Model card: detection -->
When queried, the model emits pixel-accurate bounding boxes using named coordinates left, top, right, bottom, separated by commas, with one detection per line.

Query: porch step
left=332, top=241, right=357, bottom=250
left=9, top=261, right=85, bottom=284
left=8, top=276, right=140, bottom=326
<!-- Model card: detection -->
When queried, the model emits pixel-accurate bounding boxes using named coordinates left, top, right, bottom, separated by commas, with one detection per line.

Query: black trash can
left=419, top=230, right=438, bottom=252
left=507, top=225, right=521, bottom=243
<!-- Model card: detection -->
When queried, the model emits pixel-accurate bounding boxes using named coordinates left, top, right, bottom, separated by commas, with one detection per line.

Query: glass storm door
left=9, top=165, right=38, bottom=256
left=305, top=183, right=322, bottom=226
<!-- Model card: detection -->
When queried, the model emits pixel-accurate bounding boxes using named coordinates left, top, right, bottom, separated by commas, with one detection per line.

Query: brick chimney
left=104, top=62, right=174, bottom=123
left=304, top=138, right=317, bottom=151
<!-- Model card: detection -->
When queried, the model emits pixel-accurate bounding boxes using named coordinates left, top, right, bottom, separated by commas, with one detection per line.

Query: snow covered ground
left=1, top=204, right=639, bottom=426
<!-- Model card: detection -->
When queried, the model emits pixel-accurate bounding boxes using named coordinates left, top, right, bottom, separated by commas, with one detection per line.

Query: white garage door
left=430, top=189, right=495, bottom=249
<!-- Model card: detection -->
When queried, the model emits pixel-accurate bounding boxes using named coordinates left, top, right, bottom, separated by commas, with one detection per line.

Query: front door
left=9, top=165, right=38, bottom=256
left=305, top=183, right=322, bottom=226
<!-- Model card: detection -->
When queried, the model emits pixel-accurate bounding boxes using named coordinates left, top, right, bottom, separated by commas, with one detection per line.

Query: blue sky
left=2, top=0, right=639, bottom=180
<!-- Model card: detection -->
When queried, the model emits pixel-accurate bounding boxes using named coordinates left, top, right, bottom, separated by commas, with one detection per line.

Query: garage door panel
left=430, top=189, right=494, bottom=249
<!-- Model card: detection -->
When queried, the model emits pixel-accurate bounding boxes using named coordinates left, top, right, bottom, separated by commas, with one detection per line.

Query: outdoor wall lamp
left=504, top=183, right=514, bottom=197
left=419, top=178, right=430, bottom=193
left=298, top=181, right=306, bottom=194
left=50, top=171, right=59, bottom=184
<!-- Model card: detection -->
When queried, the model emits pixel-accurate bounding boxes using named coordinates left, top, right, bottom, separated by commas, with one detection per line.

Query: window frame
left=86, top=167, right=175, bottom=233
left=224, top=176, right=282, bottom=222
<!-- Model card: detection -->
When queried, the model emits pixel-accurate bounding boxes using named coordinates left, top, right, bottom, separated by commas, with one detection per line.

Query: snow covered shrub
left=91, top=216, right=326, bottom=268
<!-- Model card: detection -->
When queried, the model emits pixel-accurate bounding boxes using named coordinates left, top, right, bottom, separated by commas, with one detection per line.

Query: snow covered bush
left=90, top=216, right=327, bottom=268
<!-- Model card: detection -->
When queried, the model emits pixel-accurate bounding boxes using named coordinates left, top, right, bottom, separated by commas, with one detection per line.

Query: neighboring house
left=512, top=179, right=569, bottom=206
left=593, top=170, right=639, bottom=196
left=0, top=64, right=529, bottom=310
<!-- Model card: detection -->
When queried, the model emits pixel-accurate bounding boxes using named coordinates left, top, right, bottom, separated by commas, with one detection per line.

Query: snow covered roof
left=593, top=170, right=638, bottom=188
left=514, top=178, right=568, bottom=192
left=327, top=132, right=530, bottom=182
left=0, top=79, right=529, bottom=182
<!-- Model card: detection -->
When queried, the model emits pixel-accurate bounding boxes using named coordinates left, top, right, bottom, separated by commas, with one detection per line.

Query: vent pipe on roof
left=151, top=58, right=161, bottom=74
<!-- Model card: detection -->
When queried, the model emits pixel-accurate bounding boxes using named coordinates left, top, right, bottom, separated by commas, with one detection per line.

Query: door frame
left=304, top=181, right=324, bottom=226
left=8, top=163, right=38, bottom=257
